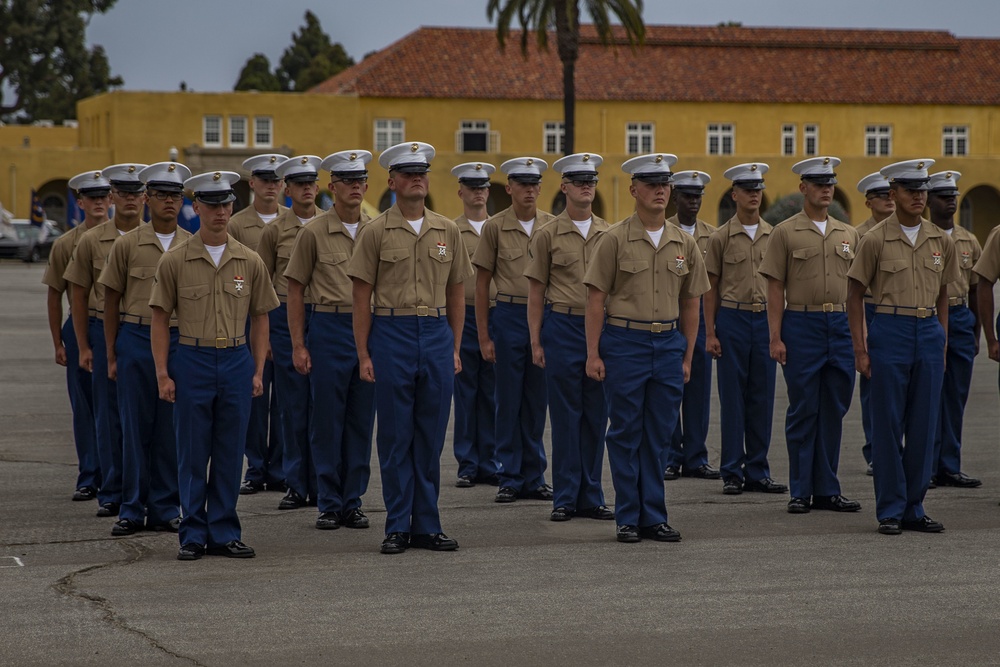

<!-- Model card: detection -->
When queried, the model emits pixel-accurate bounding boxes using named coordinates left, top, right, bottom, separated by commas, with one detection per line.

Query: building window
left=781, top=124, right=796, bottom=156
left=229, top=116, right=247, bottom=148
left=254, top=116, right=272, bottom=147
left=543, top=121, right=565, bottom=154
left=374, top=119, right=405, bottom=152
left=626, top=122, right=654, bottom=154
left=943, top=126, right=968, bottom=157
left=203, top=115, right=221, bottom=147
left=865, top=125, right=892, bottom=157
left=456, top=120, right=498, bottom=153
left=804, top=124, right=819, bottom=156
left=707, top=123, right=734, bottom=155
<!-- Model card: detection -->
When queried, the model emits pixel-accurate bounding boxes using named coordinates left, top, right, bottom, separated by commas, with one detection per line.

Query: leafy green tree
left=235, top=54, right=282, bottom=91
left=487, top=0, right=645, bottom=155
left=0, top=0, right=123, bottom=123
left=276, top=11, right=354, bottom=92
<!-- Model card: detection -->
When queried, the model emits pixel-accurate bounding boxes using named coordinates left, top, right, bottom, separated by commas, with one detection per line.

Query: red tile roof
left=309, top=25, right=1000, bottom=105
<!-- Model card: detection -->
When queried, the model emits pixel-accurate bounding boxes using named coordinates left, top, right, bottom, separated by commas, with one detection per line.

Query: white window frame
left=228, top=115, right=247, bottom=148
left=543, top=121, right=565, bottom=154
left=706, top=123, right=734, bottom=156
left=456, top=120, right=496, bottom=153
left=374, top=118, right=405, bottom=153
left=803, top=124, right=819, bottom=156
left=781, top=124, right=796, bottom=156
left=626, top=122, right=655, bottom=155
left=865, top=124, right=892, bottom=157
left=254, top=116, right=273, bottom=148
left=942, top=125, right=968, bottom=157
left=203, top=115, right=222, bottom=148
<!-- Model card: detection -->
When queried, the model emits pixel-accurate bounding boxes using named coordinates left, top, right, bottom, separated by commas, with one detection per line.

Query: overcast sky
left=87, top=0, right=1000, bottom=92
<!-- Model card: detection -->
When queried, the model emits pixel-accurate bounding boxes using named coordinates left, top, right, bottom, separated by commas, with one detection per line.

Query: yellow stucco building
left=2, top=25, right=999, bottom=239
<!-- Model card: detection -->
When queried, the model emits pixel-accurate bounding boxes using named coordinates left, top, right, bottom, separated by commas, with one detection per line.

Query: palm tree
left=486, top=0, right=645, bottom=155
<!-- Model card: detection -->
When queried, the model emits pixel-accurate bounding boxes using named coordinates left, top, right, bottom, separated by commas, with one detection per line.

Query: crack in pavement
left=50, top=539, right=208, bottom=667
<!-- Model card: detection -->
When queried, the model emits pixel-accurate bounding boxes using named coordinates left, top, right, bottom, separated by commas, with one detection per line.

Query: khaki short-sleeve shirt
left=42, top=224, right=91, bottom=303
left=63, top=219, right=130, bottom=314
left=972, top=225, right=1000, bottom=284
left=346, top=204, right=474, bottom=309
left=856, top=216, right=880, bottom=238
left=257, top=208, right=313, bottom=300
left=283, top=209, right=370, bottom=308
left=583, top=213, right=710, bottom=322
left=667, top=215, right=714, bottom=258
left=149, top=233, right=279, bottom=339
left=228, top=204, right=287, bottom=251
left=847, top=213, right=960, bottom=308
left=471, top=206, right=554, bottom=298
left=456, top=216, right=497, bottom=305
left=947, top=225, right=982, bottom=297
left=98, top=224, right=192, bottom=322
left=704, top=216, right=771, bottom=303
left=759, top=211, right=859, bottom=305
left=524, top=210, right=609, bottom=309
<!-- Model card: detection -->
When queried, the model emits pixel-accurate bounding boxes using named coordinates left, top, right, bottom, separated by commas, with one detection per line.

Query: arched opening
left=718, top=189, right=736, bottom=225
left=232, top=180, right=252, bottom=214
left=487, top=182, right=511, bottom=216
left=38, top=179, right=69, bottom=227
left=962, top=185, right=1000, bottom=244
left=832, top=186, right=851, bottom=223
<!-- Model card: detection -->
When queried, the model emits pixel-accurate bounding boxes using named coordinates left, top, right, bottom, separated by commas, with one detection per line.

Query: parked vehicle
left=0, top=219, right=63, bottom=263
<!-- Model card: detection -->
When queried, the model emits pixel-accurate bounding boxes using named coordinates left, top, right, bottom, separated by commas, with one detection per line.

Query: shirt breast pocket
left=878, top=259, right=909, bottom=297
left=178, top=283, right=211, bottom=325
left=618, top=258, right=649, bottom=295
left=319, top=252, right=351, bottom=284
left=428, top=244, right=453, bottom=284
left=552, top=252, right=581, bottom=280
left=379, top=247, right=411, bottom=284
left=128, top=266, right=157, bottom=282
left=791, top=246, right=820, bottom=279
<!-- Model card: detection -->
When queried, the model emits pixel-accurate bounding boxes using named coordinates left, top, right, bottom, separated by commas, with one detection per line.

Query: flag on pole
left=66, top=188, right=82, bottom=228
left=30, top=189, right=45, bottom=226
left=177, top=195, right=200, bottom=233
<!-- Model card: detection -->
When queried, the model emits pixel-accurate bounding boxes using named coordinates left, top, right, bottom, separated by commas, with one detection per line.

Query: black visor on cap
left=110, top=180, right=146, bottom=193
left=195, top=190, right=236, bottom=204
left=562, top=171, right=598, bottom=182
left=458, top=177, right=490, bottom=188
left=146, top=181, right=184, bottom=193
left=894, top=178, right=930, bottom=191
left=390, top=162, right=430, bottom=174
left=508, top=174, right=541, bottom=184
left=632, top=172, right=672, bottom=184
left=929, top=187, right=960, bottom=196
left=332, top=170, right=368, bottom=179
left=733, top=180, right=765, bottom=191
left=674, top=185, right=705, bottom=195
left=801, top=173, right=838, bottom=186
left=251, top=169, right=280, bottom=180
left=78, top=186, right=111, bottom=197
left=285, top=172, right=319, bottom=183
left=865, top=187, right=890, bottom=197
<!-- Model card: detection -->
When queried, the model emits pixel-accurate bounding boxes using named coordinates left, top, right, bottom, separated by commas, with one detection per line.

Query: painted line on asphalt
left=1, top=556, right=24, bottom=567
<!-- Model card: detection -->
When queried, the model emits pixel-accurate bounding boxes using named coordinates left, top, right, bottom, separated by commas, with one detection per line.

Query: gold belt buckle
left=416, top=305, right=429, bottom=317
left=650, top=322, right=663, bottom=333
left=822, top=303, right=834, bottom=313
left=752, top=303, right=765, bottom=313
left=215, top=337, right=227, bottom=349
left=916, top=307, right=929, bottom=318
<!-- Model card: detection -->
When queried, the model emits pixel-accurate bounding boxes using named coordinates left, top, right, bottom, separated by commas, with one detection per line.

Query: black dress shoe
left=111, top=518, right=142, bottom=536
left=616, top=525, right=641, bottom=543
left=810, top=495, right=862, bottom=512
left=550, top=507, right=574, bottom=522
left=380, top=532, right=410, bottom=554
left=147, top=517, right=180, bottom=533
left=519, top=484, right=554, bottom=501
left=901, top=515, right=945, bottom=533
left=265, top=480, right=287, bottom=493
left=663, top=466, right=680, bottom=481
left=878, top=518, right=902, bottom=535
left=578, top=505, right=615, bottom=520
left=722, top=477, right=742, bottom=495
left=341, top=508, right=370, bottom=529
left=927, top=478, right=937, bottom=489
left=410, top=533, right=459, bottom=551
left=934, top=471, right=982, bottom=488
left=638, top=523, right=682, bottom=542
left=495, top=486, right=518, bottom=503
left=866, top=462, right=874, bottom=477
left=474, top=473, right=500, bottom=486
left=682, top=464, right=721, bottom=480
left=96, top=502, right=119, bottom=518
left=207, top=540, right=256, bottom=558
left=239, top=480, right=265, bottom=495
left=315, top=512, right=341, bottom=530
left=455, top=475, right=475, bottom=488
left=177, top=543, right=205, bottom=561
left=744, top=477, right=789, bottom=494
left=278, top=489, right=306, bottom=510
left=787, top=497, right=811, bottom=514
left=306, top=496, right=318, bottom=507
left=72, top=486, right=97, bottom=501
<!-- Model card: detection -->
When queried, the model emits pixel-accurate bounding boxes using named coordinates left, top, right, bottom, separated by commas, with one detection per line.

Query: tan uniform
left=456, top=215, right=496, bottom=305
left=667, top=215, right=714, bottom=259
left=98, top=224, right=191, bottom=325
left=64, top=219, right=132, bottom=315
left=972, top=224, right=1000, bottom=284
left=346, top=204, right=473, bottom=308
left=149, top=234, right=279, bottom=342
left=759, top=211, right=859, bottom=307
left=471, top=206, right=555, bottom=301
left=43, top=224, right=92, bottom=304
left=228, top=203, right=287, bottom=251
left=256, top=208, right=313, bottom=301
left=946, top=225, right=981, bottom=300
left=848, top=213, right=960, bottom=308
left=704, top=216, right=771, bottom=305
left=583, top=213, right=710, bottom=322
left=284, top=208, right=370, bottom=308
left=856, top=215, right=880, bottom=238
left=524, top=210, right=609, bottom=310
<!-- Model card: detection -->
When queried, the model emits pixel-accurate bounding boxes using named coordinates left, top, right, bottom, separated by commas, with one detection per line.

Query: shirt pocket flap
left=552, top=252, right=579, bottom=267
left=924, top=257, right=944, bottom=272
left=791, top=247, right=820, bottom=260
left=223, top=283, right=248, bottom=297
left=724, top=250, right=747, bottom=264
left=498, top=246, right=524, bottom=261
left=128, top=266, right=157, bottom=280
left=380, top=247, right=410, bottom=263
left=179, top=284, right=210, bottom=300
left=277, top=246, right=293, bottom=259
left=879, top=259, right=909, bottom=274
left=428, top=245, right=453, bottom=262
left=319, top=252, right=350, bottom=265
left=619, top=259, right=649, bottom=274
